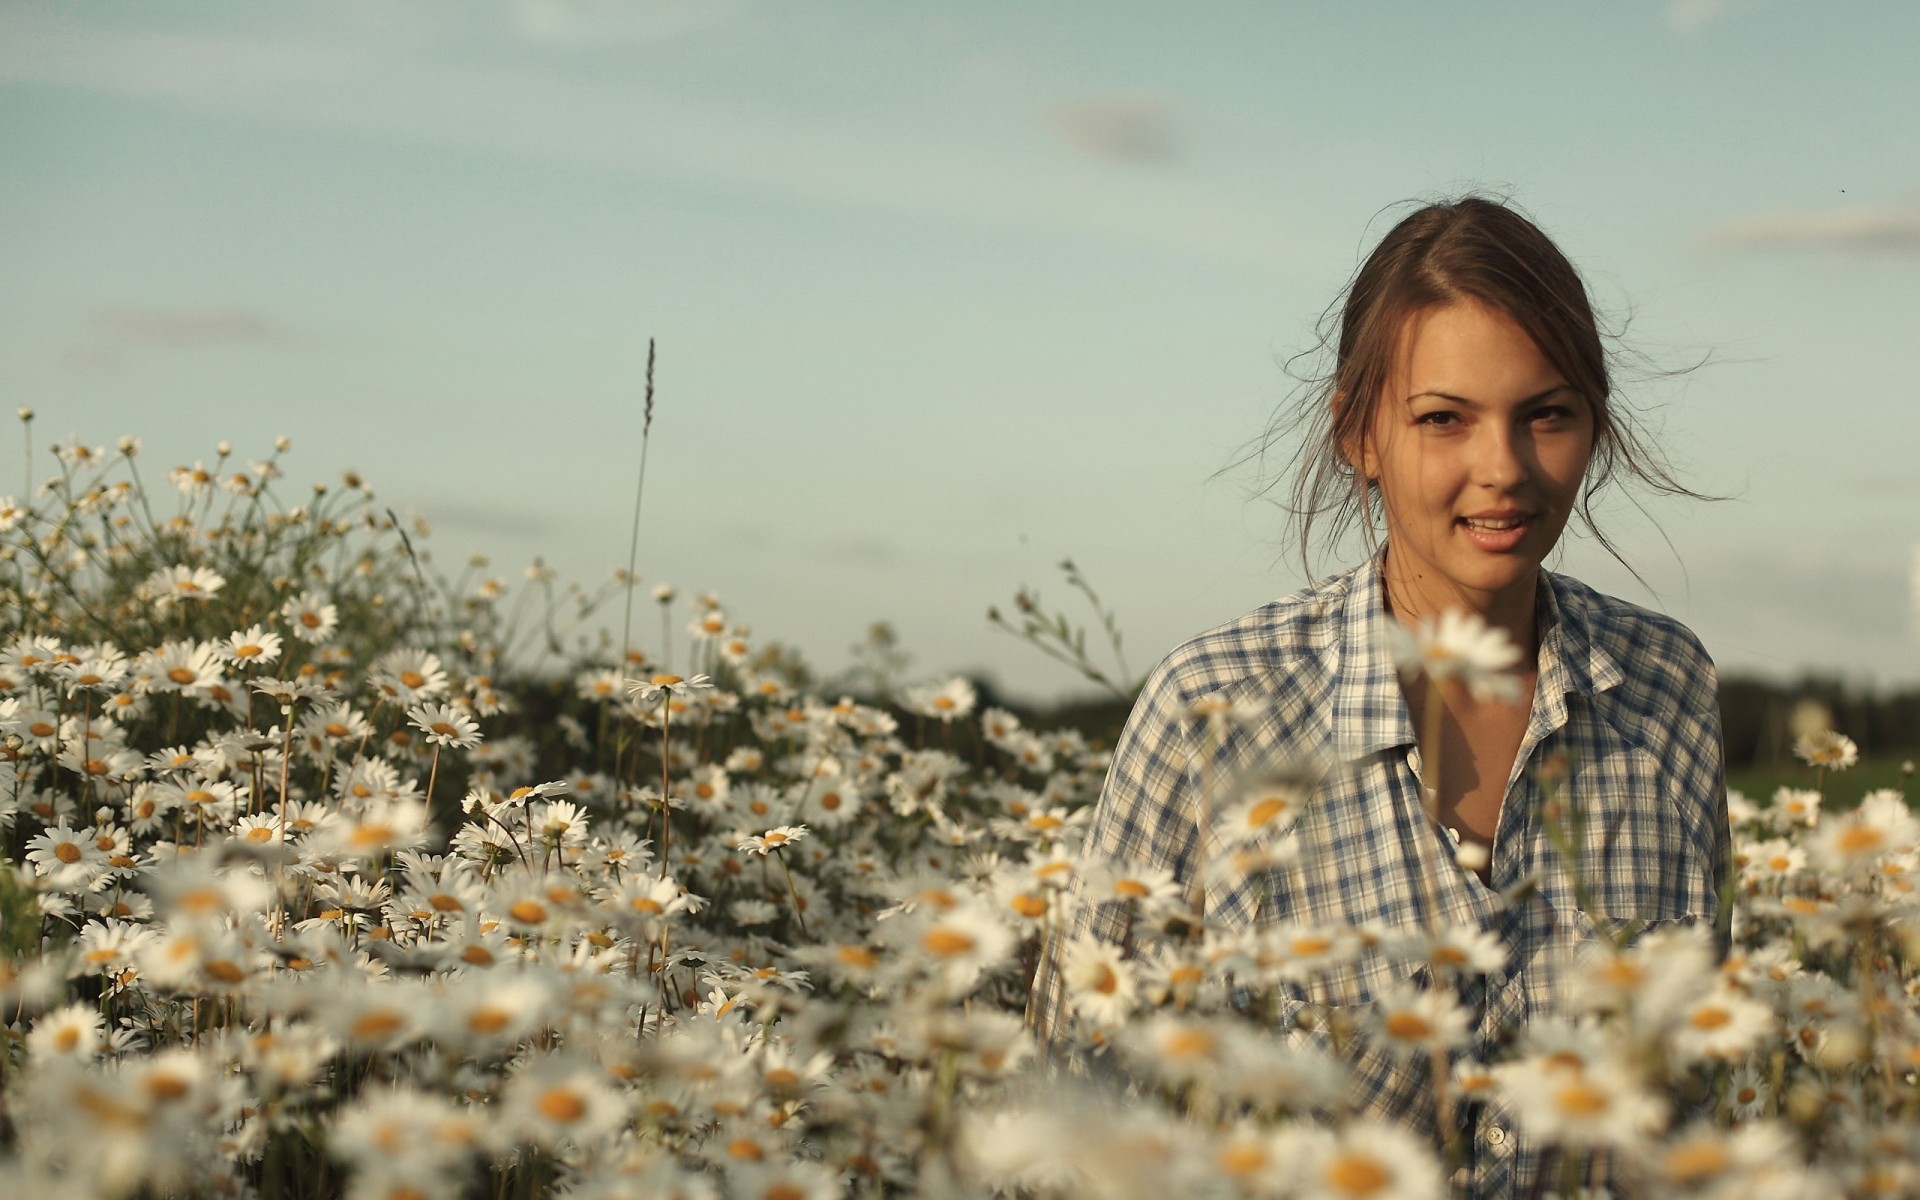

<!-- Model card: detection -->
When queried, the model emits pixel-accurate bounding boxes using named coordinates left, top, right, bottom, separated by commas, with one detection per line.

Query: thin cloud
left=508, top=0, right=748, bottom=47
left=90, top=307, right=279, bottom=345
left=61, top=344, right=125, bottom=373
left=1703, top=202, right=1920, bottom=261
left=1664, top=0, right=1774, bottom=34
left=0, top=17, right=1285, bottom=273
left=1048, top=95, right=1183, bottom=166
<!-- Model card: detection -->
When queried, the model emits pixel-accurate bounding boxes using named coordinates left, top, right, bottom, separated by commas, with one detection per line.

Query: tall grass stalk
left=617, top=339, right=657, bottom=678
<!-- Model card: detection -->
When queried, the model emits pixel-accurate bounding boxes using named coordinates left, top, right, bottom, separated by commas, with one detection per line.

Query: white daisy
left=1277, top=1118, right=1445, bottom=1200
left=1062, top=937, right=1140, bottom=1029
left=1384, top=608, right=1523, bottom=702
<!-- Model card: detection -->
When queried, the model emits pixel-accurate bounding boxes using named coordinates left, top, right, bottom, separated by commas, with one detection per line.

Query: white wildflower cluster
left=0, top=438, right=1914, bottom=1200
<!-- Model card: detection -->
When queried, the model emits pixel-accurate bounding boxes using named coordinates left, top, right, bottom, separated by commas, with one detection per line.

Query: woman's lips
left=1457, top=514, right=1532, bottom=552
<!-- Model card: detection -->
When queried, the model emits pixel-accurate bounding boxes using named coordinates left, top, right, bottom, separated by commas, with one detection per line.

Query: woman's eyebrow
left=1405, top=384, right=1576, bottom=408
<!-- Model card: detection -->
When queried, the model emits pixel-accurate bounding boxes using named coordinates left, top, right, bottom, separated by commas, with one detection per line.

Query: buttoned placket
left=1366, top=568, right=1604, bottom=1200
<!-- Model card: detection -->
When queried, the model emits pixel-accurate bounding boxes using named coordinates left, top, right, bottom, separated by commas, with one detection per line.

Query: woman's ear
left=1332, top=390, right=1378, bottom=481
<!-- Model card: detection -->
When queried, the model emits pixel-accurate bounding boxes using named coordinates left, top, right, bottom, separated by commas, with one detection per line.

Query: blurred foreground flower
left=1384, top=609, right=1523, bottom=702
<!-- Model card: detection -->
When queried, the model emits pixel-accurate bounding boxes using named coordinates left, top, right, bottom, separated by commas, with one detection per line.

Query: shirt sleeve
left=1028, top=656, right=1202, bottom=1047
left=1650, top=623, right=1734, bottom=956
left=1693, top=651, right=1734, bottom=959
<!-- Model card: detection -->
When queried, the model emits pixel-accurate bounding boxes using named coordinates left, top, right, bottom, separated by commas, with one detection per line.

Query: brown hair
left=1253, top=193, right=1703, bottom=580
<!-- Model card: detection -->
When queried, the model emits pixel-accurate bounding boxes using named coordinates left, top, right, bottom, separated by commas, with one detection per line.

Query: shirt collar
left=1532, top=566, right=1626, bottom=733
left=1328, top=549, right=1625, bottom=761
left=1330, top=553, right=1415, bottom=760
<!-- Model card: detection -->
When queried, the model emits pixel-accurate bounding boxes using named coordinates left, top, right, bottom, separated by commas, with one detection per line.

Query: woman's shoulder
left=1140, top=566, right=1362, bottom=709
left=1544, top=570, right=1718, bottom=712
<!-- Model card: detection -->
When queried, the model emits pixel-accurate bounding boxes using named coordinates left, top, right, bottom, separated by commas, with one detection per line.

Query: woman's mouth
left=1457, top=513, right=1532, bottom=552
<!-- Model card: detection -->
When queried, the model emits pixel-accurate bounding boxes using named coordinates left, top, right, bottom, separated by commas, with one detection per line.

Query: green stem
left=776, top=852, right=810, bottom=940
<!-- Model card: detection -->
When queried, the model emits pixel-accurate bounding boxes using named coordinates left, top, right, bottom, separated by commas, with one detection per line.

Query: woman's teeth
left=1462, top=517, right=1525, bottom=531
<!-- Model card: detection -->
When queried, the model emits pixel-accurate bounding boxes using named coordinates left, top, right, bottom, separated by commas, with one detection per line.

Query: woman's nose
left=1472, top=427, right=1529, bottom=489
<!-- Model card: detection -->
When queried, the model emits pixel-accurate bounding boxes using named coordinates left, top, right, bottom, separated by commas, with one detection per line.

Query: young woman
left=1035, top=196, right=1729, bottom=1197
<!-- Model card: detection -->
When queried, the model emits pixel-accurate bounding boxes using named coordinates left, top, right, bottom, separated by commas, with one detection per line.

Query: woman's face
left=1357, top=300, right=1595, bottom=614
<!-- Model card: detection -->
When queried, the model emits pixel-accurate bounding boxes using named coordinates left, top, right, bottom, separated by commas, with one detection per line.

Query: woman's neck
left=1378, top=546, right=1542, bottom=662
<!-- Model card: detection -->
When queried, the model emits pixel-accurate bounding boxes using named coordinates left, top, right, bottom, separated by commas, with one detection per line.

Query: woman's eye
left=1415, top=411, right=1460, bottom=427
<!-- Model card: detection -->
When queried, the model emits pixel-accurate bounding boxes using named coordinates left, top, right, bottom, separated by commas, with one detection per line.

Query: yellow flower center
left=1162, top=1028, right=1213, bottom=1059
left=538, top=1088, right=587, bottom=1122
left=1839, top=825, right=1885, bottom=855
left=1323, top=1153, right=1390, bottom=1196
left=922, top=928, right=975, bottom=956
left=1552, top=1081, right=1610, bottom=1116
left=1012, top=894, right=1048, bottom=918
left=1663, top=1141, right=1732, bottom=1182
left=1247, top=796, right=1291, bottom=826
left=348, top=823, right=396, bottom=849
left=351, top=1011, right=404, bottom=1039
left=1597, top=958, right=1644, bottom=988
left=1689, top=1005, right=1733, bottom=1030
left=469, top=1009, right=511, bottom=1034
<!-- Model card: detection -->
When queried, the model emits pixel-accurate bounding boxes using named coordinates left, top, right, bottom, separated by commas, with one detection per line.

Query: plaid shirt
left=1033, top=552, right=1729, bottom=1199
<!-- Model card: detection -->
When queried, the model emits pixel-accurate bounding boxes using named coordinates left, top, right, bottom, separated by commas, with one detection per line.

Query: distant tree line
left=1718, top=675, right=1920, bottom=768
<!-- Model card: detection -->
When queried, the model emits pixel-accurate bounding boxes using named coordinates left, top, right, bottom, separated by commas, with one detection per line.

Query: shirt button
left=1486, top=1127, right=1507, bottom=1147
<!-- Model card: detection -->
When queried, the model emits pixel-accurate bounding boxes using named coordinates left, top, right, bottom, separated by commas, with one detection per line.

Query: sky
left=2, top=0, right=1917, bottom=702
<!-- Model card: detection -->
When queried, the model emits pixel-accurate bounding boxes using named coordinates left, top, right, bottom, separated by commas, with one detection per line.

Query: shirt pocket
left=1566, top=742, right=1716, bottom=924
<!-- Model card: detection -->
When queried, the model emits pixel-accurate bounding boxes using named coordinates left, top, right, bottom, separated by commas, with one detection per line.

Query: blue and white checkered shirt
left=1035, top=552, right=1729, bottom=1199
